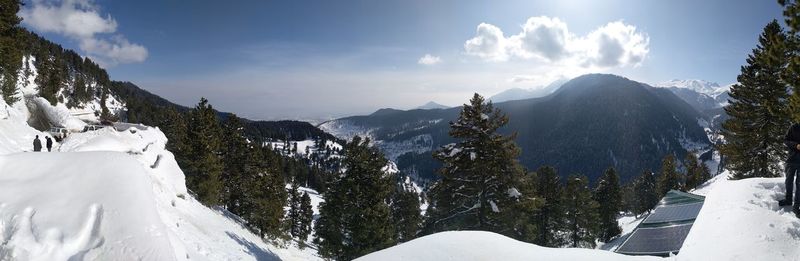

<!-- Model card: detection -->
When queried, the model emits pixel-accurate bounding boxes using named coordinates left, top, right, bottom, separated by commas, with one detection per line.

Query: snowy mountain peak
left=655, top=79, right=731, bottom=97
left=415, top=101, right=449, bottom=110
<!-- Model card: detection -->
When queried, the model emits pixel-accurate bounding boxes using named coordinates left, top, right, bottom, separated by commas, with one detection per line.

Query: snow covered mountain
left=321, top=74, right=711, bottom=182
left=414, top=101, right=449, bottom=110
left=655, top=79, right=731, bottom=98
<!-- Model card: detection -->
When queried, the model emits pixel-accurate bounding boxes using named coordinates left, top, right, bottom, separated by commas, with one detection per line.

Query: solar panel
left=642, top=202, right=704, bottom=225
left=616, top=223, right=694, bottom=256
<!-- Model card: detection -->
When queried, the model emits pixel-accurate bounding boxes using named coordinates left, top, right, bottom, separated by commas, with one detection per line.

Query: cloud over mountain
left=20, top=0, right=148, bottom=66
left=464, top=16, right=649, bottom=68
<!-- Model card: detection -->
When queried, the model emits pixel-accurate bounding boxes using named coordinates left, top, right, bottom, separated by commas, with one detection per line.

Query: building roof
left=616, top=190, right=705, bottom=256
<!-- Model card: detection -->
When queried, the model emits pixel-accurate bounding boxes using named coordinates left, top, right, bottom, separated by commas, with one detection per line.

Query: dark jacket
left=33, top=138, right=42, bottom=152
left=46, top=137, right=52, bottom=148
left=785, top=124, right=800, bottom=165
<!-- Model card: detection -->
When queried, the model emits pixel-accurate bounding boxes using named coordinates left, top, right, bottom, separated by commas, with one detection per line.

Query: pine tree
left=509, top=171, right=545, bottom=243
left=287, top=182, right=303, bottom=238
left=684, top=152, right=703, bottom=191
left=247, top=145, right=288, bottom=240
left=221, top=114, right=251, bottom=215
left=297, top=192, right=314, bottom=247
left=186, top=98, right=224, bottom=205
left=533, top=166, right=564, bottom=247
left=314, top=136, right=395, bottom=260
left=721, top=20, right=790, bottom=179
left=593, top=167, right=622, bottom=242
left=0, top=0, right=22, bottom=105
left=656, top=155, right=682, bottom=198
left=633, top=170, right=659, bottom=216
left=426, top=93, right=529, bottom=236
left=563, top=175, right=600, bottom=248
left=779, top=1, right=800, bottom=124
left=391, top=183, right=422, bottom=243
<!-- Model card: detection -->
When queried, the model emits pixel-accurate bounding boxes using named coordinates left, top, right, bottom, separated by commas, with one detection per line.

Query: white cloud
left=464, top=23, right=509, bottom=62
left=20, top=0, right=148, bottom=66
left=418, top=54, right=442, bottom=65
left=464, top=16, right=649, bottom=68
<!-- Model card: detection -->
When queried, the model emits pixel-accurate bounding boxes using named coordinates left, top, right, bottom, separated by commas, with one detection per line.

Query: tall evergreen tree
left=221, top=114, right=250, bottom=214
left=721, top=20, right=790, bottom=179
left=186, top=98, right=224, bottom=205
left=0, top=0, right=22, bottom=104
left=593, top=167, right=622, bottom=242
left=563, top=175, right=600, bottom=248
left=533, top=166, right=564, bottom=247
left=297, top=192, right=314, bottom=247
left=247, top=145, right=288, bottom=240
left=314, top=136, right=395, bottom=260
left=656, top=155, right=682, bottom=198
left=633, top=170, right=659, bottom=216
left=426, top=93, right=530, bottom=236
left=684, top=152, right=703, bottom=191
left=779, top=0, right=800, bottom=124
left=287, top=182, right=303, bottom=238
left=391, top=183, right=422, bottom=243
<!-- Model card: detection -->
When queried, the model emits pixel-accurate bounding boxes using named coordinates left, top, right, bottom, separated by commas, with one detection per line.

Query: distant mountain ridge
left=415, top=101, right=449, bottom=110
left=321, top=74, right=711, bottom=182
left=488, top=78, right=569, bottom=103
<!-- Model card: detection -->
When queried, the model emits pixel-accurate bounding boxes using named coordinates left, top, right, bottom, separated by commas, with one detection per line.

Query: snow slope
left=0, top=101, right=319, bottom=260
left=678, top=176, right=800, bottom=261
left=356, top=231, right=662, bottom=261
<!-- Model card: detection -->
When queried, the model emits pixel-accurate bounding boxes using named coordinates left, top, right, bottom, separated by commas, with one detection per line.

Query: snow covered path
left=0, top=126, right=320, bottom=260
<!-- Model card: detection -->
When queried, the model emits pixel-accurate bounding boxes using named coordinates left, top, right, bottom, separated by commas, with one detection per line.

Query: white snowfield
left=0, top=99, right=319, bottom=260
left=356, top=231, right=661, bottom=261
left=359, top=173, right=800, bottom=261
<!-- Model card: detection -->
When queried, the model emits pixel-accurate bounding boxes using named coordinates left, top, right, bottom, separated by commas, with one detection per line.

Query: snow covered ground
left=356, top=231, right=662, bottom=261
left=0, top=98, right=320, bottom=260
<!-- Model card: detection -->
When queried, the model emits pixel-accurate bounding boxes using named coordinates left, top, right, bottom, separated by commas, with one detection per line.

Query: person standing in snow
left=32, top=135, right=42, bottom=152
left=781, top=124, right=800, bottom=218
left=45, top=136, right=53, bottom=152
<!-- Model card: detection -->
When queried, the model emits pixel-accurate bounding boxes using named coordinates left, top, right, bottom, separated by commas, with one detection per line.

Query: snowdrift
left=356, top=231, right=662, bottom=261
left=0, top=120, right=318, bottom=260
left=678, top=177, right=800, bottom=261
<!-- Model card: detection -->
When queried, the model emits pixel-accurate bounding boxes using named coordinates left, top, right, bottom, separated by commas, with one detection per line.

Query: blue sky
left=20, top=0, right=785, bottom=120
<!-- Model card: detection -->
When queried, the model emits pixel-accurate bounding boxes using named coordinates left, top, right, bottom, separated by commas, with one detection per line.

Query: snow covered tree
left=314, top=136, right=395, bottom=260
left=563, top=175, right=600, bottom=248
left=684, top=152, right=704, bottom=191
left=593, top=167, right=622, bottom=242
left=656, top=155, right=682, bottom=198
left=0, top=0, right=22, bottom=105
left=533, top=166, right=564, bottom=247
left=426, top=93, right=529, bottom=236
left=391, top=183, right=422, bottom=243
left=721, top=20, right=790, bottom=179
left=186, top=98, right=224, bottom=206
left=633, top=170, right=659, bottom=216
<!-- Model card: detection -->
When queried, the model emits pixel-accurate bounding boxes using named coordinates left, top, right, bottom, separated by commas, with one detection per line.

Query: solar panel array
left=616, top=190, right=706, bottom=257
left=616, top=224, right=694, bottom=255
left=642, top=202, right=704, bottom=225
